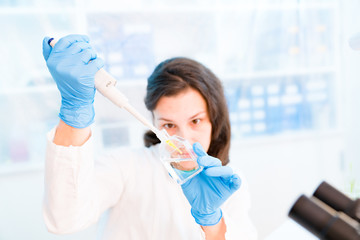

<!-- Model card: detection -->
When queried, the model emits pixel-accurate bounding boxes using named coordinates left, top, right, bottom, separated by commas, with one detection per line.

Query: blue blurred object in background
left=224, top=73, right=333, bottom=138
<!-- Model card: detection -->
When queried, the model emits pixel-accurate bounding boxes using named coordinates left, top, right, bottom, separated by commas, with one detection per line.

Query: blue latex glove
left=42, top=34, right=104, bottom=128
left=181, top=142, right=241, bottom=226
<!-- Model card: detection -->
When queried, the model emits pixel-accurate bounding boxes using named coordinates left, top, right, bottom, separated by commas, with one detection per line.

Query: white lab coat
left=43, top=128, right=257, bottom=240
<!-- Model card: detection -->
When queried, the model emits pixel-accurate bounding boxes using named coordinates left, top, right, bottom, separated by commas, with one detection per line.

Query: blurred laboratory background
left=0, top=0, right=359, bottom=239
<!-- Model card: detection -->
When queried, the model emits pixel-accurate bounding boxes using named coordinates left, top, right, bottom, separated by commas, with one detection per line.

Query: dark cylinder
left=314, top=181, right=360, bottom=222
left=289, top=195, right=360, bottom=240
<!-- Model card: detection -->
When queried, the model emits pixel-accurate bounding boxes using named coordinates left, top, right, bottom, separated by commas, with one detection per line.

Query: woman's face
left=153, top=88, right=212, bottom=152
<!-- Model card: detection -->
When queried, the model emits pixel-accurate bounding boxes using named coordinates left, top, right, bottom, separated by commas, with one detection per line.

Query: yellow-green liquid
left=165, top=140, right=183, bottom=154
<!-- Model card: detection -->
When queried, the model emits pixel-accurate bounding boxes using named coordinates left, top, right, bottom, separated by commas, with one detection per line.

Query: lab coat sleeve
left=223, top=171, right=258, bottom=240
left=43, top=128, right=130, bottom=234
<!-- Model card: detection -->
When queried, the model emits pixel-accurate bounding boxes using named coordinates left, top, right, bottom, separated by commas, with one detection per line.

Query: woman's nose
left=176, top=128, right=192, bottom=142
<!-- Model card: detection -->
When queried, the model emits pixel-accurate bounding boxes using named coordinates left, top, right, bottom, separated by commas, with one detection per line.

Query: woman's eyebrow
left=188, top=111, right=206, bottom=120
left=157, top=111, right=206, bottom=121
left=157, top=117, right=173, bottom=122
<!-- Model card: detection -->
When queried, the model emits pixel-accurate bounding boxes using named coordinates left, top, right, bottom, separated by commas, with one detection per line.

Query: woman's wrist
left=53, top=119, right=91, bottom=147
left=201, top=217, right=226, bottom=240
left=191, top=208, right=222, bottom=226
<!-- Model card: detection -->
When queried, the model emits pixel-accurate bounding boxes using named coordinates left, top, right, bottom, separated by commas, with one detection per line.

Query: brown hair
left=143, top=57, right=231, bottom=166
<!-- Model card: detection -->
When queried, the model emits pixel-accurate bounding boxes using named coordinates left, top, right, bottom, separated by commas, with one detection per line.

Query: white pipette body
left=48, top=38, right=168, bottom=142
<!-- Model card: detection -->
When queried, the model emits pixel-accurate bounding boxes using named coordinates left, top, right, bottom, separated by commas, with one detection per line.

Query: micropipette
left=48, top=38, right=181, bottom=153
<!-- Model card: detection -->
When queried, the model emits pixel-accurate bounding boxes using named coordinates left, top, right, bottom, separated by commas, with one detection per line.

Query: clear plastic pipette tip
left=156, top=129, right=183, bottom=154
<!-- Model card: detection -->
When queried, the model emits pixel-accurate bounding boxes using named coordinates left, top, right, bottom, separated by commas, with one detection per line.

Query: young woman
left=42, top=34, right=257, bottom=240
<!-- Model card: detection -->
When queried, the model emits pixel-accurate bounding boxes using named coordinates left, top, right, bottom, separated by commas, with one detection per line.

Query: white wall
left=341, top=0, right=360, bottom=196
left=230, top=132, right=344, bottom=239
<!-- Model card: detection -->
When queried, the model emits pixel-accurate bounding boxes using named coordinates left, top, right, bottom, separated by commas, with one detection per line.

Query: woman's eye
left=164, top=123, right=175, bottom=129
left=192, top=119, right=201, bottom=124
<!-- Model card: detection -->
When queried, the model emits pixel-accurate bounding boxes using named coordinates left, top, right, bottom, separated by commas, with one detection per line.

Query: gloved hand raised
left=42, top=34, right=104, bottom=128
left=181, top=142, right=241, bottom=226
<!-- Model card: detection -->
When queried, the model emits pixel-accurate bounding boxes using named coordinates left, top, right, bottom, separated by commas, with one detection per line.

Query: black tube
left=314, top=181, right=360, bottom=223
left=288, top=195, right=360, bottom=240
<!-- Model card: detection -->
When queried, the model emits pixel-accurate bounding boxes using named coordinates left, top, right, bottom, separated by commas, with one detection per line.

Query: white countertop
left=265, top=220, right=318, bottom=240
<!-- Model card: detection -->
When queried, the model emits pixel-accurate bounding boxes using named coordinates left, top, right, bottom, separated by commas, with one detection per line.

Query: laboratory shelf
left=83, top=2, right=338, bottom=13
left=0, top=85, right=58, bottom=95
left=220, top=67, right=337, bottom=81
left=0, top=7, right=77, bottom=14
left=0, top=0, right=341, bottom=175
left=231, top=129, right=343, bottom=147
left=0, top=80, right=145, bottom=96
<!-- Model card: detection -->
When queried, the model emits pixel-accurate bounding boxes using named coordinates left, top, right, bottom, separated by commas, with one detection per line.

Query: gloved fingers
left=66, top=41, right=92, bottom=55
left=53, top=34, right=90, bottom=52
left=203, top=165, right=233, bottom=177
left=198, top=155, right=222, bottom=168
left=79, top=48, right=98, bottom=64
left=87, top=57, right=104, bottom=72
left=229, top=174, right=242, bottom=191
left=42, top=36, right=52, bottom=61
left=193, top=142, right=207, bottom=157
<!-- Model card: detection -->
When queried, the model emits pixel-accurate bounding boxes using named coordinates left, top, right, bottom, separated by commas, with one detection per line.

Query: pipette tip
left=166, top=139, right=183, bottom=154
left=156, top=129, right=183, bottom=154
